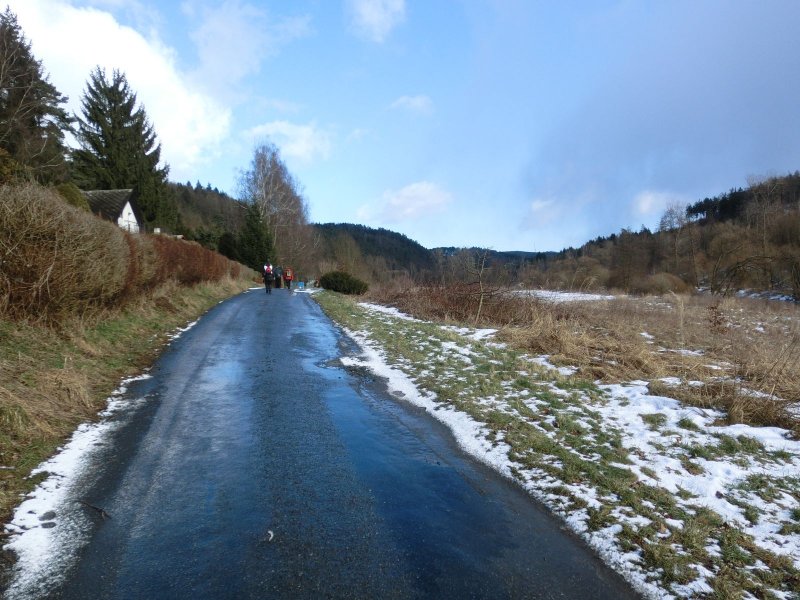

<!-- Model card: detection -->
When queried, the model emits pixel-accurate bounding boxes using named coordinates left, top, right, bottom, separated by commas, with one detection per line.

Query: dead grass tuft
left=369, top=284, right=800, bottom=433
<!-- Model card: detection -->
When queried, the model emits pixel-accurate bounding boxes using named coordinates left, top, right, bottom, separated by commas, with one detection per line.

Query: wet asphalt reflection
left=40, top=289, right=639, bottom=599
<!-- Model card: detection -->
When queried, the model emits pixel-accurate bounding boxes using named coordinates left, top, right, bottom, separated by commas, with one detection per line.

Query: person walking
left=263, top=263, right=274, bottom=294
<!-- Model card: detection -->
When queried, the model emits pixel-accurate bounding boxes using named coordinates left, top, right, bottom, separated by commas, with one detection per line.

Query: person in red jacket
left=283, top=267, right=293, bottom=290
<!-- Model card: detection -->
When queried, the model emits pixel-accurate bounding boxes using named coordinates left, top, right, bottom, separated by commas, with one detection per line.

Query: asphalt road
left=8, top=289, right=640, bottom=599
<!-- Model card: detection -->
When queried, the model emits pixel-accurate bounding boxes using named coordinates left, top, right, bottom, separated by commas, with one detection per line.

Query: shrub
left=0, top=182, right=251, bottom=323
left=55, top=182, right=90, bottom=211
left=0, top=183, right=129, bottom=321
left=320, top=271, right=368, bottom=295
left=630, top=273, right=691, bottom=295
left=0, top=148, right=27, bottom=184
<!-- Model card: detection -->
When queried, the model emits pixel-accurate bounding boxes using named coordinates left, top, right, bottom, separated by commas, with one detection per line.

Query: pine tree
left=237, top=202, right=274, bottom=271
left=0, top=7, right=71, bottom=183
left=71, top=67, right=175, bottom=230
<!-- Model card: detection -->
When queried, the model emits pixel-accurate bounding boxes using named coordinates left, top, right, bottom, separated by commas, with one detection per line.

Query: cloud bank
left=245, top=121, right=332, bottom=164
left=8, top=0, right=231, bottom=182
left=346, top=0, right=405, bottom=43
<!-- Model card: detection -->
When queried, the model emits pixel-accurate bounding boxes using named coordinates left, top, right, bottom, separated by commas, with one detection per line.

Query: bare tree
left=746, top=174, right=782, bottom=288
left=658, top=202, right=688, bottom=274
left=238, top=142, right=314, bottom=267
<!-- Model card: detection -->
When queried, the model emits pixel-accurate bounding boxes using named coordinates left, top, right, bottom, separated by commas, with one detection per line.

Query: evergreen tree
left=217, top=231, right=240, bottom=262
left=0, top=7, right=71, bottom=183
left=237, top=203, right=273, bottom=271
left=71, top=67, right=175, bottom=230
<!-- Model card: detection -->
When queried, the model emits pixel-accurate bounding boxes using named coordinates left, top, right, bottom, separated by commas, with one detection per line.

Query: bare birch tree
left=238, top=142, right=316, bottom=268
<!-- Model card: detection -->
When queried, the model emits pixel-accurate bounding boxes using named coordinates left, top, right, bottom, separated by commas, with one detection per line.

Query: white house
left=81, top=189, right=145, bottom=233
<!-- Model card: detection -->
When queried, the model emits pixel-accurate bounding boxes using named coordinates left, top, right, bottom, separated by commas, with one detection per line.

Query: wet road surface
left=12, top=289, right=639, bottom=599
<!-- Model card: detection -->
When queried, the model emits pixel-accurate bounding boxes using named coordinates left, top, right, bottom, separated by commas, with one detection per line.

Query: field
left=317, top=287, right=800, bottom=599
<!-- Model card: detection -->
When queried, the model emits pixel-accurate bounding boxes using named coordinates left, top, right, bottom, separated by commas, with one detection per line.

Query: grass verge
left=0, top=277, right=251, bottom=528
left=315, top=291, right=800, bottom=599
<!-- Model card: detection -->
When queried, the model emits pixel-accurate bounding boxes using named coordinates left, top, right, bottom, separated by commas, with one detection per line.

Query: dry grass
left=369, top=285, right=800, bottom=433
left=0, top=276, right=249, bottom=526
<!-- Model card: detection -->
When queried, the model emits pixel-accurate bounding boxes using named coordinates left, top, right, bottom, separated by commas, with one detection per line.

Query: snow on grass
left=166, top=318, right=199, bottom=341
left=513, top=289, right=618, bottom=302
left=441, top=324, right=498, bottom=341
left=358, top=302, right=421, bottom=321
left=3, top=316, right=204, bottom=597
left=320, top=295, right=800, bottom=599
left=2, top=374, right=152, bottom=599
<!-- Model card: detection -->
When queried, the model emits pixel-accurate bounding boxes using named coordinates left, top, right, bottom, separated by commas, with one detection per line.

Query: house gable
left=117, top=200, right=140, bottom=233
left=82, top=189, right=145, bottom=233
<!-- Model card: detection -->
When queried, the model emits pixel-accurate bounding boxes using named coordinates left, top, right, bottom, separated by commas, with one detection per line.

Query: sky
left=7, top=0, right=800, bottom=252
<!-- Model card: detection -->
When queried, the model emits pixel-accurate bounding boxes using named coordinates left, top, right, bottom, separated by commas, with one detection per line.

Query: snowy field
left=326, top=298, right=800, bottom=599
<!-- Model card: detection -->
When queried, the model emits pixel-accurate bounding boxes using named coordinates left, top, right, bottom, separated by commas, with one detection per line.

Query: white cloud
left=346, top=0, right=405, bottom=43
left=523, top=197, right=561, bottom=228
left=245, top=121, right=332, bottom=163
left=389, top=95, right=433, bottom=115
left=346, top=128, right=370, bottom=142
left=530, top=198, right=555, bottom=213
left=359, top=181, right=453, bottom=223
left=633, top=190, right=687, bottom=216
left=184, top=1, right=311, bottom=96
left=8, top=0, right=231, bottom=182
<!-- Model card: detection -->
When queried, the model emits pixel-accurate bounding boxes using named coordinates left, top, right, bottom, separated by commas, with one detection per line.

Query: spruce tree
left=0, top=7, right=71, bottom=183
left=71, top=67, right=175, bottom=230
left=237, top=203, right=274, bottom=271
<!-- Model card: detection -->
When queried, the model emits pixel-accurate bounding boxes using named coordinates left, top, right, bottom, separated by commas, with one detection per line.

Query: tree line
left=0, top=7, right=317, bottom=276
left=0, top=8, right=175, bottom=228
left=511, top=173, right=800, bottom=299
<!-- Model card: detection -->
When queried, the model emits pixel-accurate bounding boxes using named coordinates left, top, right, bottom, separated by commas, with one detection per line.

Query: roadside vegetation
left=0, top=182, right=255, bottom=537
left=316, top=288, right=800, bottom=599
left=372, top=283, right=800, bottom=434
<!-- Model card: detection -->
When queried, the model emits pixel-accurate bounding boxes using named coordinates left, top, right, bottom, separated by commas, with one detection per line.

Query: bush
left=0, top=182, right=249, bottom=323
left=630, top=273, right=691, bottom=295
left=320, top=271, right=368, bottom=295
left=55, top=182, right=90, bottom=211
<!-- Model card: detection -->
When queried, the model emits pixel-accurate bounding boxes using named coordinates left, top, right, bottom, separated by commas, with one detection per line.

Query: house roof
left=82, top=189, right=144, bottom=225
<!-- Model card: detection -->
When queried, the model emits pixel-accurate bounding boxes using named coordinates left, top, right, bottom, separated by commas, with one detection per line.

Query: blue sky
left=8, top=0, right=800, bottom=251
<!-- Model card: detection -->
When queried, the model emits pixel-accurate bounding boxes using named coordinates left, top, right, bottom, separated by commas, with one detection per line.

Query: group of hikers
left=262, top=263, right=294, bottom=294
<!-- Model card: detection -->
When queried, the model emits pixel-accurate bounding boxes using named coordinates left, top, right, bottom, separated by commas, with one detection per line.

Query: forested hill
left=517, top=171, right=800, bottom=298
left=314, top=223, right=435, bottom=276
left=168, top=172, right=799, bottom=298
left=171, top=182, right=245, bottom=238
left=686, top=171, right=800, bottom=223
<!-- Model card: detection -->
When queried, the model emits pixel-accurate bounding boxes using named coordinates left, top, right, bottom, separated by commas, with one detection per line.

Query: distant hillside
left=171, top=182, right=245, bottom=238
left=314, top=223, right=435, bottom=280
left=435, top=247, right=553, bottom=260
left=517, top=171, right=800, bottom=298
left=167, top=172, right=800, bottom=298
left=311, top=225, right=559, bottom=285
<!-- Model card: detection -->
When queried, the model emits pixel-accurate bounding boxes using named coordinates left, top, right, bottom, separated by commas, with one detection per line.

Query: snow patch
left=3, top=374, right=152, bottom=599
